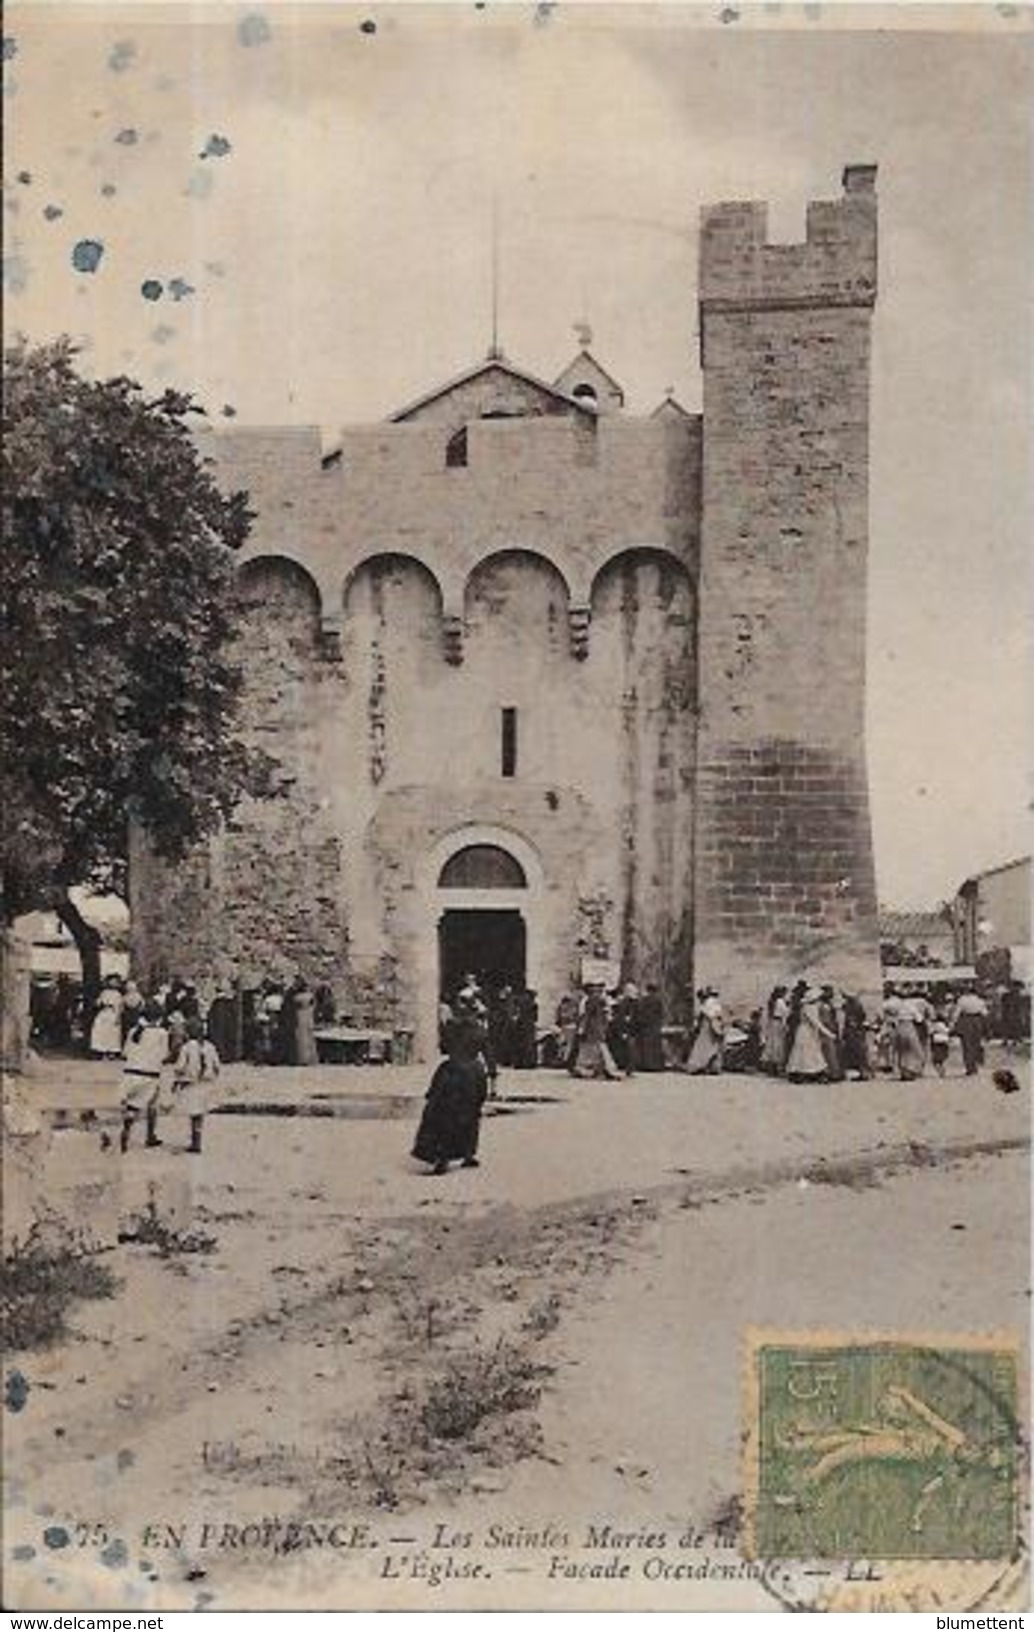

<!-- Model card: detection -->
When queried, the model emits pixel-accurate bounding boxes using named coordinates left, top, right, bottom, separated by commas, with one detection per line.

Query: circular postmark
left=760, top=1553, right=1028, bottom=1614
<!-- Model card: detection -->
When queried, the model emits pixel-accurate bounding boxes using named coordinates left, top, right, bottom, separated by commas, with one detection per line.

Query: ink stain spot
left=13, top=1544, right=36, bottom=1562
left=221, top=404, right=237, bottom=417
left=141, top=279, right=163, bottom=300
left=43, top=203, right=64, bottom=220
left=108, top=39, right=136, bottom=71
left=101, top=1539, right=129, bottom=1569
left=101, top=183, right=117, bottom=197
left=2, top=35, right=17, bottom=60
left=17, top=170, right=31, bottom=184
left=199, top=133, right=231, bottom=159
left=359, top=18, right=377, bottom=33
left=238, top=13, right=271, bottom=46
left=44, top=1526, right=70, bottom=1550
left=719, top=5, right=739, bottom=19
left=5, top=1370, right=30, bottom=1412
left=151, top=324, right=176, bottom=344
left=533, top=1, right=556, bottom=23
left=168, top=277, right=194, bottom=301
left=117, top=1448, right=135, bottom=1470
left=115, top=127, right=139, bottom=145
left=72, top=239, right=104, bottom=273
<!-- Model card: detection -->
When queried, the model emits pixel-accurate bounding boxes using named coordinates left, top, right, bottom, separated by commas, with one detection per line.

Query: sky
left=3, top=1, right=1031, bottom=909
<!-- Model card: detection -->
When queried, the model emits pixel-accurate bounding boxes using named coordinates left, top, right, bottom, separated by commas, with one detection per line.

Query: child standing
left=173, top=1018, right=222, bottom=1154
left=929, top=1014, right=952, bottom=1077
left=121, top=1001, right=171, bottom=1152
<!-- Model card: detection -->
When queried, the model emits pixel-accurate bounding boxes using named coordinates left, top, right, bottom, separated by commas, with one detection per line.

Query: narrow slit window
left=501, top=706, right=517, bottom=778
left=446, top=426, right=468, bottom=468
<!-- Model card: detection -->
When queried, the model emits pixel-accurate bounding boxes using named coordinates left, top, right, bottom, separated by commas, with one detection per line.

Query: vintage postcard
left=2, top=0, right=1030, bottom=1615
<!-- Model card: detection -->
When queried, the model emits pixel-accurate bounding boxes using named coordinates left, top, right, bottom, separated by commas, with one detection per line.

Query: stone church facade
left=131, top=165, right=882, bottom=1058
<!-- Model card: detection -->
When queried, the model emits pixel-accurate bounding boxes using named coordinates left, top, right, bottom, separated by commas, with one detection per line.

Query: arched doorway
left=416, top=827, right=544, bottom=1060
left=437, top=844, right=529, bottom=1001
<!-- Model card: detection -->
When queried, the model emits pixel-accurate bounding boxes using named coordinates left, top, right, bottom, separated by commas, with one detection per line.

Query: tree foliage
left=1, top=337, right=256, bottom=932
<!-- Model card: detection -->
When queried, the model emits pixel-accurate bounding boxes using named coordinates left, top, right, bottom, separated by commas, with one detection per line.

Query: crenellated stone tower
left=693, top=163, right=880, bottom=1004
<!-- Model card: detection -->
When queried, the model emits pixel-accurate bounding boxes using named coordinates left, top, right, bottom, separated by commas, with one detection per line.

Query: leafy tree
left=2, top=337, right=255, bottom=1017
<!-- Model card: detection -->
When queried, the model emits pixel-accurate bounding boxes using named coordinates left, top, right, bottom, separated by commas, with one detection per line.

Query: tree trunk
left=55, top=891, right=103, bottom=1036
left=1, top=923, right=33, bottom=1075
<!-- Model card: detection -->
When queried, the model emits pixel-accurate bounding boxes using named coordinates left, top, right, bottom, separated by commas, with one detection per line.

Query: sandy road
left=3, top=1058, right=1029, bottom=1610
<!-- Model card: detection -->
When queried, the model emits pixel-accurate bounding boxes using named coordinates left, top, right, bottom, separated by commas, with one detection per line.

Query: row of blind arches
left=236, top=545, right=693, bottom=621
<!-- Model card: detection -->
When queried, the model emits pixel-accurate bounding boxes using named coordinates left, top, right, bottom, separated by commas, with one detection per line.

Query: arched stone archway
left=415, top=824, right=546, bottom=1060
left=463, top=548, right=572, bottom=612
left=234, top=555, right=324, bottom=713
left=237, top=554, right=323, bottom=626
left=588, top=545, right=693, bottom=611
left=343, top=551, right=445, bottom=616
left=585, top=547, right=697, bottom=1007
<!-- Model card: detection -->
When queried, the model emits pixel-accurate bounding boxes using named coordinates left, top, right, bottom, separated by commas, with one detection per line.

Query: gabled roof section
left=554, top=348, right=625, bottom=399
left=389, top=354, right=596, bottom=423
left=650, top=393, right=693, bottom=421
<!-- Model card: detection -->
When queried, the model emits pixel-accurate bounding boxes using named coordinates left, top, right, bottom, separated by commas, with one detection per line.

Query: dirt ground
left=3, top=1051, right=1030, bottom=1611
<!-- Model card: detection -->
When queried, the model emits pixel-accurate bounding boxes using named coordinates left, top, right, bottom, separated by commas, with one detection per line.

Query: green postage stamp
left=745, top=1332, right=1022, bottom=1561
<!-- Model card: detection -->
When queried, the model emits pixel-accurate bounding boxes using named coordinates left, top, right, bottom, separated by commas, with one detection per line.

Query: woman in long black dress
left=412, top=1016, right=489, bottom=1176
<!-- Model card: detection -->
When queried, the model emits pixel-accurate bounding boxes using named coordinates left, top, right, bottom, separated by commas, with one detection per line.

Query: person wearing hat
left=608, top=982, right=640, bottom=1076
left=570, top=982, right=622, bottom=1079
left=841, top=993, right=873, bottom=1080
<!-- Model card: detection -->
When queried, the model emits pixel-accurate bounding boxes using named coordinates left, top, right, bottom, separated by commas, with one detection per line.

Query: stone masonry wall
left=693, top=168, right=881, bottom=1004
left=131, top=560, right=350, bottom=993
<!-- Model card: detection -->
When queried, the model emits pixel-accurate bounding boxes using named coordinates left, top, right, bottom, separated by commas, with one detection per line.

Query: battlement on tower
left=699, top=164, right=877, bottom=314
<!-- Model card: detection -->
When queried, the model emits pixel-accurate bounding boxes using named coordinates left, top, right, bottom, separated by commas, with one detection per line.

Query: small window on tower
left=572, top=383, right=598, bottom=407
left=501, top=707, right=517, bottom=778
left=446, top=426, right=468, bottom=468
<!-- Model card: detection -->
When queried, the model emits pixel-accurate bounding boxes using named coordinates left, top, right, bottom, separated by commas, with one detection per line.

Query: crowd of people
left=36, top=962, right=1025, bottom=1175
left=558, top=981, right=666, bottom=1078
left=439, top=982, right=540, bottom=1073
left=437, top=976, right=667, bottom=1085
left=80, top=972, right=333, bottom=1069
left=410, top=970, right=1025, bottom=1181
left=75, top=972, right=334, bottom=1157
left=684, top=980, right=999, bottom=1083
